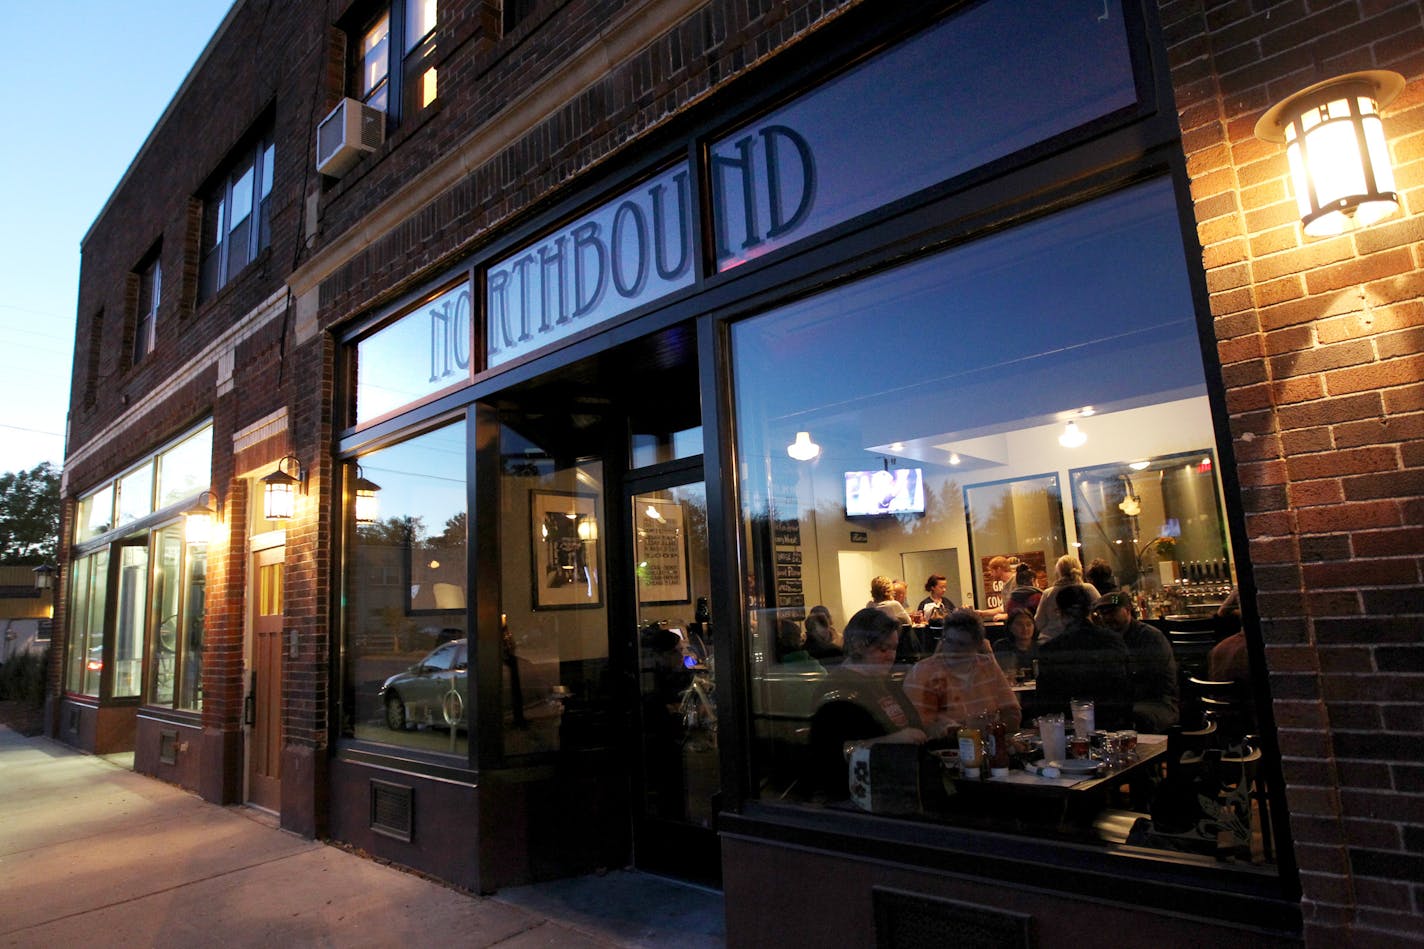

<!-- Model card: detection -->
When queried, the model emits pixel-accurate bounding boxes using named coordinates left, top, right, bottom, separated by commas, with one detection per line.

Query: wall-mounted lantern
left=262, top=455, right=306, bottom=521
left=353, top=466, right=381, bottom=525
left=184, top=491, right=220, bottom=544
left=32, top=564, right=56, bottom=591
left=1256, top=70, right=1404, bottom=238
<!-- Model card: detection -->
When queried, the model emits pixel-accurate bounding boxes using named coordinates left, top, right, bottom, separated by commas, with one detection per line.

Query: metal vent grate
left=370, top=780, right=413, bottom=842
left=873, top=888, right=1034, bottom=949
left=159, top=730, right=178, bottom=765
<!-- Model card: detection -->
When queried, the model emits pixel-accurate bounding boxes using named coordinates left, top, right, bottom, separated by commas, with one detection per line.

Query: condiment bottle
left=958, top=725, right=983, bottom=779
left=989, top=715, right=1010, bottom=777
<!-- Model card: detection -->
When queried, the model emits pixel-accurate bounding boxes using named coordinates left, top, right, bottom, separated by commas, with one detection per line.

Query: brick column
left=1161, top=1, right=1424, bottom=942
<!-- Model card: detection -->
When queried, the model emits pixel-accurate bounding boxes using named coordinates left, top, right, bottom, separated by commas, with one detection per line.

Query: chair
left=1185, top=676, right=1255, bottom=744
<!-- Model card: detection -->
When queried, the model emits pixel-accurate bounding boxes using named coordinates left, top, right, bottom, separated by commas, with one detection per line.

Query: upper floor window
left=199, top=132, right=275, bottom=301
left=353, top=0, right=437, bottom=124
left=132, top=254, right=161, bottom=365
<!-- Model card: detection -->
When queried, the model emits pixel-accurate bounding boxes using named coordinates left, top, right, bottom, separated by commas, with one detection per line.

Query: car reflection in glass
left=380, top=640, right=468, bottom=731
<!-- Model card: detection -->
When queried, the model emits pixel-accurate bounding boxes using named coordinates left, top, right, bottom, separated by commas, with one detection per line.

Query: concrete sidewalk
left=0, top=727, right=725, bottom=948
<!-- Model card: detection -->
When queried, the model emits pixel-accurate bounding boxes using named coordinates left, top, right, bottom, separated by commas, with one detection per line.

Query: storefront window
left=146, top=523, right=207, bottom=710
left=354, top=280, right=472, bottom=426
left=156, top=426, right=214, bottom=510
left=497, top=420, right=608, bottom=759
left=66, top=549, right=109, bottom=696
left=710, top=0, right=1136, bottom=270
left=116, top=464, right=155, bottom=527
left=76, top=485, right=114, bottom=543
left=178, top=543, right=207, bottom=710
left=343, top=421, right=468, bottom=755
left=732, top=179, right=1272, bottom=867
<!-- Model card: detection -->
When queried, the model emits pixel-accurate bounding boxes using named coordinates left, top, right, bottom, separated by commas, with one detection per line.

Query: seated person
left=803, top=605, right=844, bottom=662
left=904, top=609, right=1021, bottom=738
left=775, top=618, right=824, bottom=672
left=1085, top=558, right=1118, bottom=596
left=1034, top=585, right=1132, bottom=729
left=808, top=608, right=925, bottom=799
left=1208, top=607, right=1249, bottom=683
left=916, top=573, right=956, bottom=621
left=867, top=575, right=913, bottom=625
left=1002, top=564, right=1043, bottom=620
left=1090, top=590, right=1179, bottom=732
left=992, top=609, right=1039, bottom=681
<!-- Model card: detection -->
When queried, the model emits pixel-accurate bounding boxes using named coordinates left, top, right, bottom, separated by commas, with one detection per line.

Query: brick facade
left=54, top=0, right=1424, bottom=943
left=1163, top=1, right=1424, bottom=942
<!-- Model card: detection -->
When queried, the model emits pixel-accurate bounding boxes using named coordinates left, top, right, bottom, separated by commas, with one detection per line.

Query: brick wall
left=1162, top=1, right=1424, bottom=942
left=312, top=0, right=862, bottom=326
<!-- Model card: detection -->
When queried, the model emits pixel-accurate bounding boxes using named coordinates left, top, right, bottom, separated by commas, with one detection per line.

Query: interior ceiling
left=496, top=323, right=699, bottom=456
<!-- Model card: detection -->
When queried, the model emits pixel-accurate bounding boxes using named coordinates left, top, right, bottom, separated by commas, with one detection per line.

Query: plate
left=1043, top=757, right=1100, bottom=773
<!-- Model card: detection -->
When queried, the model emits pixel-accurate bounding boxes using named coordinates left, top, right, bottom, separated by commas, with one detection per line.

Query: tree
left=0, top=462, right=61, bottom=564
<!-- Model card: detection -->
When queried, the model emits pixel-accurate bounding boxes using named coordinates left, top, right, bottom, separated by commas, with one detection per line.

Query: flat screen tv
left=845, top=468, right=925, bottom=517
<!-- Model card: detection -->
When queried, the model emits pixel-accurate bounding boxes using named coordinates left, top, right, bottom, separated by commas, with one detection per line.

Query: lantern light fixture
left=184, top=491, right=220, bottom=544
left=262, top=455, right=306, bottom=521
left=1256, top=70, right=1404, bottom=238
left=352, top=466, right=381, bottom=525
left=787, top=431, right=820, bottom=461
left=32, top=563, right=56, bottom=591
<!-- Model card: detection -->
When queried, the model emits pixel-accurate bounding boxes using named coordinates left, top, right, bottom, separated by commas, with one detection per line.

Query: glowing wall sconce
left=184, top=491, right=220, bottom=544
left=352, top=466, right=381, bottom=525
left=1256, top=70, right=1404, bottom=237
left=261, top=455, right=306, bottom=521
left=787, top=431, right=820, bottom=461
left=32, top=564, right=56, bottom=591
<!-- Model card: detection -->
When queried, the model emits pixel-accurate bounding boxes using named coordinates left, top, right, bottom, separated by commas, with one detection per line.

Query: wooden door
left=247, top=546, right=284, bottom=811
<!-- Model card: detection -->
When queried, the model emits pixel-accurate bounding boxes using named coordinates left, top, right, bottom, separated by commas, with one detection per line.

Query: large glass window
left=343, top=421, right=468, bottom=755
left=76, top=485, right=114, bottom=543
left=65, top=420, right=212, bottom=706
left=732, top=179, right=1270, bottom=868
left=146, top=523, right=208, bottom=710
left=116, top=463, right=155, bottom=527
left=354, top=280, right=472, bottom=426
left=497, top=420, right=609, bottom=761
left=156, top=426, right=214, bottom=510
left=66, top=549, right=109, bottom=696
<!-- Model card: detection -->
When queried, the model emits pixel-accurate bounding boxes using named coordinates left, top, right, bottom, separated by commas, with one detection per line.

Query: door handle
left=244, top=670, right=256, bottom=726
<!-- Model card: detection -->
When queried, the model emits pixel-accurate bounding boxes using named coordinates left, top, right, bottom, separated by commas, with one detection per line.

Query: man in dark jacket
left=1090, top=590, right=1179, bottom=732
left=1033, top=584, right=1132, bottom=730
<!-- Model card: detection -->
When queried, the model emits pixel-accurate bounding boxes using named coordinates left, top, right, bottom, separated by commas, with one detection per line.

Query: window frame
left=199, top=130, right=275, bottom=302
left=132, top=251, right=161, bottom=366
left=349, top=0, right=438, bottom=128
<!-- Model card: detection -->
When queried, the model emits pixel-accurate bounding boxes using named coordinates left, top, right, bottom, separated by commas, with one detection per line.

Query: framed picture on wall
left=530, top=490, right=602, bottom=610
left=634, top=497, right=690, bottom=605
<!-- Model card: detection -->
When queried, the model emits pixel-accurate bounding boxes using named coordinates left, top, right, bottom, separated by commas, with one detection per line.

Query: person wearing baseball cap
left=1091, top=590, right=1178, bottom=732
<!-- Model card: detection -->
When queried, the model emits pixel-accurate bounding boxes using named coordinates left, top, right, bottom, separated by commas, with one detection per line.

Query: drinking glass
left=1070, top=698, right=1095, bottom=738
left=1038, top=713, right=1066, bottom=763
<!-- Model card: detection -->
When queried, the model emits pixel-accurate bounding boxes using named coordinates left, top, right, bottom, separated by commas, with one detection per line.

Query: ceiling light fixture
left=787, top=431, right=820, bottom=461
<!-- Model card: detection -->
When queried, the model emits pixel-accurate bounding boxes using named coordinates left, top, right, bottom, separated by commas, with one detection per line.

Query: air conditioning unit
left=316, top=98, right=385, bottom=177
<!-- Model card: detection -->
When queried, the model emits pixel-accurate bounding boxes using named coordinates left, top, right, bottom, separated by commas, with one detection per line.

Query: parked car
left=379, top=640, right=468, bottom=730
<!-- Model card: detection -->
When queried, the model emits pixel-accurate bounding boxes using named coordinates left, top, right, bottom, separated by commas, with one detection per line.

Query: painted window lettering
left=486, top=163, right=693, bottom=368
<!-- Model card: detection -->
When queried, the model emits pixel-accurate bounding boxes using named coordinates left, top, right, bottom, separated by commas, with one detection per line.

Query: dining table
left=944, top=733, right=1169, bottom=828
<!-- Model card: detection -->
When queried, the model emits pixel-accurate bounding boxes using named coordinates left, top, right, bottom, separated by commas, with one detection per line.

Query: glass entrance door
left=628, top=478, right=720, bottom=885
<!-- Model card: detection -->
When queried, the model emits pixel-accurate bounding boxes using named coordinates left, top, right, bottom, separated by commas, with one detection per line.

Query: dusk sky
left=0, top=1, right=234, bottom=476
